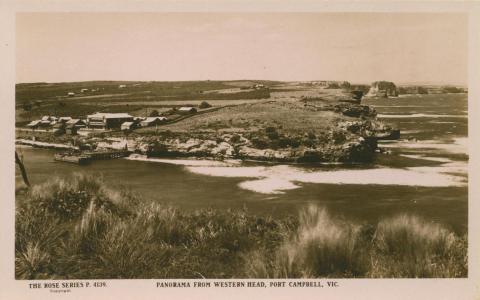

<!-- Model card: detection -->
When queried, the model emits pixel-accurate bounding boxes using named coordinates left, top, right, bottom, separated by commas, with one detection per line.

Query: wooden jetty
left=54, top=153, right=91, bottom=165
left=54, top=150, right=131, bottom=165
left=83, top=150, right=130, bottom=160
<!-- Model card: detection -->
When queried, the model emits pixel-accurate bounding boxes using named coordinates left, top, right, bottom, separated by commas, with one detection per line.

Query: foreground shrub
left=370, top=214, right=467, bottom=278
left=27, top=173, right=130, bottom=221
left=15, top=175, right=467, bottom=279
left=245, top=206, right=369, bottom=278
left=245, top=207, right=467, bottom=279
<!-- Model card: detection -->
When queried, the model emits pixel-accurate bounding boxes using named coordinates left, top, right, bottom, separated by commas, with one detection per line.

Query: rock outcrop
left=133, top=114, right=394, bottom=163
left=366, top=81, right=398, bottom=98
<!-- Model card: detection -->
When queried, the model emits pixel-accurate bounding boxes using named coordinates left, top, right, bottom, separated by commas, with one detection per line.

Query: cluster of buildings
left=26, top=113, right=169, bottom=135
left=26, top=116, right=86, bottom=134
left=24, top=106, right=200, bottom=134
left=66, top=88, right=101, bottom=97
left=252, top=83, right=266, bottom=89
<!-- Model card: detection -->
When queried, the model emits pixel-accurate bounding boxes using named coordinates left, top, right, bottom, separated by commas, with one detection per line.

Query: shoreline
left=15, top=134, right=382, bottom=164
left=15, top=138, right=79, bottom=150
left=14, top=139, right=373, bottom=166
left=15, top=99, right=404, bottom=164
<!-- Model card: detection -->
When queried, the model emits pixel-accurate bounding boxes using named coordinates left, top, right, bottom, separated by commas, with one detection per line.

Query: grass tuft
left=15, top=175, right=467, bottom=279
left=370, top=214, right=467, bottom=278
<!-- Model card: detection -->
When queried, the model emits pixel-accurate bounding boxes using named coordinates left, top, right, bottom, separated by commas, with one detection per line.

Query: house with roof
left=87, top=112, right=134, bottom=130
left=26, top=120, right=41, bottom=130
left=66, top=119, right=86, bottom=127
left=52, top=122, right=66, bottom=134
left=38, top=116, right=53, bottom=128
left=65, top=119, right=86, bottom=135
left=58, top=117, right=72, bottom=123
left=140, top=116, right=168, bottom=127
left=121, top=121, right=137, bottom=131
left=178, top=107, right=197, bottom=114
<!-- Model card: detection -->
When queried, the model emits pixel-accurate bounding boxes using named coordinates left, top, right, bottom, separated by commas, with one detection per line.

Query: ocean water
left=16, top=93, right=468, bottom=233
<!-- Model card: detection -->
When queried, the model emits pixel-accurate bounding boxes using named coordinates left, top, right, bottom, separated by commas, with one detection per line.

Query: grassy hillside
left=153, top=100, right=352, bottom=134
left=16, top=174, right=467, bottom=279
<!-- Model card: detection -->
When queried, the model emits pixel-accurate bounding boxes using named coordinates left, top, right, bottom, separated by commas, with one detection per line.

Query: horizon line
left=15, top=79, right=468, bottom=87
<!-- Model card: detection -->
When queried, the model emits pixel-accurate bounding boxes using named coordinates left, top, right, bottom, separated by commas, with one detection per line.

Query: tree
left=149, top=110, right=160, bottom=117
left=199, top=101, right=212, bottom=109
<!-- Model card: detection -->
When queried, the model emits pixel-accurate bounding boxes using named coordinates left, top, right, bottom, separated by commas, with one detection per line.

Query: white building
left=140, top=117, right=168, bottom=127
left=121, top=121, right=135, bottom=131
left=178, top=107, right=197, bottom=114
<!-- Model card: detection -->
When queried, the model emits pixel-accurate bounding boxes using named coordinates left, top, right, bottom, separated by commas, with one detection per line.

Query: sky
left=16, top=13, right=468, bottom=85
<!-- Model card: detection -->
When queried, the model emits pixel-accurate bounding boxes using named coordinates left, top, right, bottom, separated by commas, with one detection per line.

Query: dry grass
left=244, top=206, right=467, bottom=279
left=16, top=176, right=467, bottom=279
left=370, top=215, right=467, bottom=277
left=157, top=101, right=343, bottom=134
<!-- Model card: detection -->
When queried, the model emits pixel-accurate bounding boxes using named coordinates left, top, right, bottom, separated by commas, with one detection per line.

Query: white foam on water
left=372, top=105, right=431, bottom=108
left=185, top=164, right=467, bottom=194
left=380, top=138, right=468, bottom=155
left=124, top=153, right=467, bottom=195
left=399, top=154, right=453, bottom=163
left=239, top=178, right=301, bottom=194
left=413, top=164, right=467, bottom=177
left=126, top=154, right=241, bottom=167
left=401, top=130, right=423, bottom=134
left=185, top=166, right=268, bottom=177
left=453, top=137, right=468, bottom=150
left=16, top=139, right=77, bottom=149
left=378, top=113, right=467, bottom=119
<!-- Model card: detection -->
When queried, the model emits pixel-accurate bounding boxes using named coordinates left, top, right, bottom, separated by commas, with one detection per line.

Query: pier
left=83, top=150, right=131, bottom=160
left=54, top=150, right=131, bottom=165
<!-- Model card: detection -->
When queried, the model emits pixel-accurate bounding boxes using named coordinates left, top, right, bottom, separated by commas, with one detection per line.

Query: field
left=143, top=100, right=344, bottom=134
left=15, top=174, right=467, bottom=279
left=16, top=80, right=279, bottom=103
left=15, top=80, right=278, bottom=125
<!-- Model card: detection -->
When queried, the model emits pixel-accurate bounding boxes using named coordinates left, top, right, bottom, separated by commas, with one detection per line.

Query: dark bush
left=251, top=137, right=269, bottom=149
left=149, top=110, right=160, bottom=117
left=199, top=101, right=212, bottom=109
left=229, top=134, right=241, bottom=144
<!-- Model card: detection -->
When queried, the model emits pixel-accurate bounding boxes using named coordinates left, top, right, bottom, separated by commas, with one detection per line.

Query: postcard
left=1, top=1, right=479, bottom=299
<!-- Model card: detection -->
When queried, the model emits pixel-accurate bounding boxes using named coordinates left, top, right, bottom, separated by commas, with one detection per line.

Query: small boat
left=54, top=152, right=90, bottom=165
